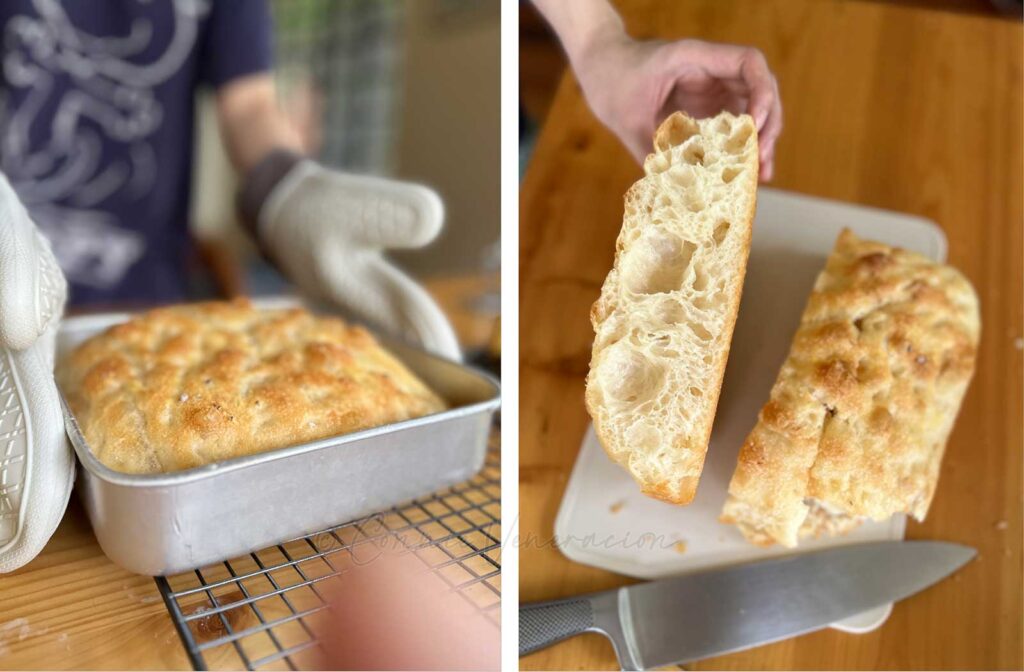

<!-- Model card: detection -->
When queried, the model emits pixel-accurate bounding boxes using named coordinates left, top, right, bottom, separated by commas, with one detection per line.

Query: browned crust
left=721, top=229, right=980, bottom=546
left=58, top=298, right=446, bottom=474
left=585, top=111, right=759, bottom=505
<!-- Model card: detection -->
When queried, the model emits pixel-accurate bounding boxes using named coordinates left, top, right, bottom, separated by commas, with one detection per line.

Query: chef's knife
left=520, top=541, right=973, bottom=670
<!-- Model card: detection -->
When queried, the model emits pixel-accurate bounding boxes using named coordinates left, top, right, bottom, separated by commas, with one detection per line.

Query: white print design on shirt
left=0, top=0, right=210, bottom=288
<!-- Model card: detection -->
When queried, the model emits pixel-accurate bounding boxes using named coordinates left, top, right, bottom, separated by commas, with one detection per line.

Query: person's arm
left=532, top=0, right=782, bottom=180
left=215, top=73, right=303, bottom=176
left=531, top=0, right=624, bottom=69
left=217, top=73, right=461, bottom=360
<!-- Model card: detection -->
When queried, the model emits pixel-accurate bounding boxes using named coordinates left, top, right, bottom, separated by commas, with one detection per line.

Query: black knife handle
left=520, top=597, right=595, bottom=657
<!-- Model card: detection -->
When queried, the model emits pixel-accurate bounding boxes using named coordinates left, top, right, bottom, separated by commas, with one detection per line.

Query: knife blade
left=520, top=541, right=974, bottom=670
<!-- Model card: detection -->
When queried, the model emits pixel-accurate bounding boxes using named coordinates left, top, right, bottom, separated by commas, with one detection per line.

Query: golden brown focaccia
left=59, top=299, right=446, bottom=474
left=720, top=229, right=979, bottom=547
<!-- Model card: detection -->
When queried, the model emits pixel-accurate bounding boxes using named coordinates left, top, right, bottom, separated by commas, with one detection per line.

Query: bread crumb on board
left=609, top=499, right=626, bottom=514
left=674, top=540, right=687, bottom=554
left=995, top=520, right=1008, bottom=530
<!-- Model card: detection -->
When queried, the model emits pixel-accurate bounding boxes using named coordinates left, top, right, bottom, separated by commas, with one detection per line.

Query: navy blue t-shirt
left=0, top=0, right=272, bottom=304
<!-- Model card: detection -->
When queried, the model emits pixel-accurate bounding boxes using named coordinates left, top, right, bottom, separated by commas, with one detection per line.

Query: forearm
left=216, top=73, right=304, bottom=176
left=531, top=0, right=626, bottom=64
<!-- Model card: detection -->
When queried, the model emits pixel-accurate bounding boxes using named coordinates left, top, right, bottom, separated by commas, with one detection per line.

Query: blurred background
left=192, top=0, right=500, bottom=364
left=519, top=0, right=1022, bottom=173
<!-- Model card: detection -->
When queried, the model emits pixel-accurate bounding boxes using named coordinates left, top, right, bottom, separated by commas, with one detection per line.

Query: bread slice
left=585, top=111, right=759, bottom=505
left=720, top=230, right=980, bottom=547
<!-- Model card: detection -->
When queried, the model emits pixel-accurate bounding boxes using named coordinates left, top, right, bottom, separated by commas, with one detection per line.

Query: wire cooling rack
left=154, top=431, right=500, bottom=671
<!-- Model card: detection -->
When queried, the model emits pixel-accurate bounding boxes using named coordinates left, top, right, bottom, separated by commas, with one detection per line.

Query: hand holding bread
left=532, top=0, right=782, bottom=178
left=575, top=38, right=783, bottom=180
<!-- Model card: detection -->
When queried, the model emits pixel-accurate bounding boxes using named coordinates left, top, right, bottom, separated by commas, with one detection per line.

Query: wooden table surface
left=519, top=1, right=1022, bottom=669
left=0, top=276, right=498, bottom=670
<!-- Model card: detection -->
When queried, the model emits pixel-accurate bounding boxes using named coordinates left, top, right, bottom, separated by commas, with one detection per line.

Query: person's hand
left=574, top=34, right=783, bottom=180
left=317, top=552, right=500, bottom=670
left=239, top=153, right=462, bottom=361
left=0, top=173, right=75, bottom=573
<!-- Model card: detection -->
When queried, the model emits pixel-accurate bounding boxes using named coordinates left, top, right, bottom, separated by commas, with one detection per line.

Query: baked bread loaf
left=585, top=111, right=759, bottom=504
left=59, top=299, right=446, bottom=474
left=720, top=229, right=980, bottom=547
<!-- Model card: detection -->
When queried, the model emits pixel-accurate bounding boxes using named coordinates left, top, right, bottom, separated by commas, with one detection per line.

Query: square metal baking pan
left=56, top=308, right=500, bottom=576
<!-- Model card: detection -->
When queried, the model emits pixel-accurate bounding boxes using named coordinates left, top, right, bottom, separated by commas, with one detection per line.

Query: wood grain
left=0, top=277, right=496, bottom=670
left=518, top=1, right=1023, bottom=669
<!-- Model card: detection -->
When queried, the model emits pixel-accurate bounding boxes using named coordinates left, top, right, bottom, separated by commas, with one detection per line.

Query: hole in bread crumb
left=654, top=298, right=686, bottom=325
left=725, top=124, right=753, bottom=153
left=688, top=322, right=713, bottom=341
left=693, top=291, right=727, bottom=311
left=645, top=153, right=671, bottom=175
left=655, top=114, right=700, bottom=151
left=722, top=166, right=742, bottom=183
left=686, top=191, right=706, bottom=213
left=713, top=221, right=731, bottom=245
left=693, top=267, right=709, bottom=292
left=625, top=421, right=662, bottom=452
left=597, top=344, right=664, bottom=404
left=716, top=117, right=731, bottom=135
left=703, top=353, right=714, bottom=364
left=651, top=343, right=678, bottom=358
left=668, top=165, right=695, bottom=189
left=682, top=142, right=705, bottom=166
left=622, top=231, right=696, bottom=295
left=689, top=387, right=703, bottom=397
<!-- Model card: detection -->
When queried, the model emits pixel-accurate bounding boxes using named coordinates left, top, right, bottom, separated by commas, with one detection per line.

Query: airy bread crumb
left=586, top=111, right=759, bottom=505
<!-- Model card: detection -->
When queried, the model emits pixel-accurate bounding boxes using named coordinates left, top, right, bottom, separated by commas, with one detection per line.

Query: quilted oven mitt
left=239, top=150, right=462, bottom=362
left=0, top=173, right=74, bottom=573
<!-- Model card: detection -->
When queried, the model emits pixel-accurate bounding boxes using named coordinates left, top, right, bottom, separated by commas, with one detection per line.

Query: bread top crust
left=585, top=111, right=759, bottom=505
left=721, top=229, right=980, bottom=546
left=59, top=299, right=446, bottom=474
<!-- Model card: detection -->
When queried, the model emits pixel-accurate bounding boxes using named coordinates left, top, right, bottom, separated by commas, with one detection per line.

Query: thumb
left=316, top=251, right=461, bottom=361
left=367, top=259, right=462, bottom=361
left=355, top=180, right=444, bottom=250
left=283, top=167, right=444, bottom=250
left=0, top=175, right=67, bottom=351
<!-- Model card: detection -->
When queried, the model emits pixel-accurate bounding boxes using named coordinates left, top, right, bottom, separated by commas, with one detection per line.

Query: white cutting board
left=555, top=187, right=946, bottom=634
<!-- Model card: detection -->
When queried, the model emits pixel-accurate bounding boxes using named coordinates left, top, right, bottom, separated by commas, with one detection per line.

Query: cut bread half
left=720, top=229, right=980, bottom=547
left=585, top=111, right=759, bottom=505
